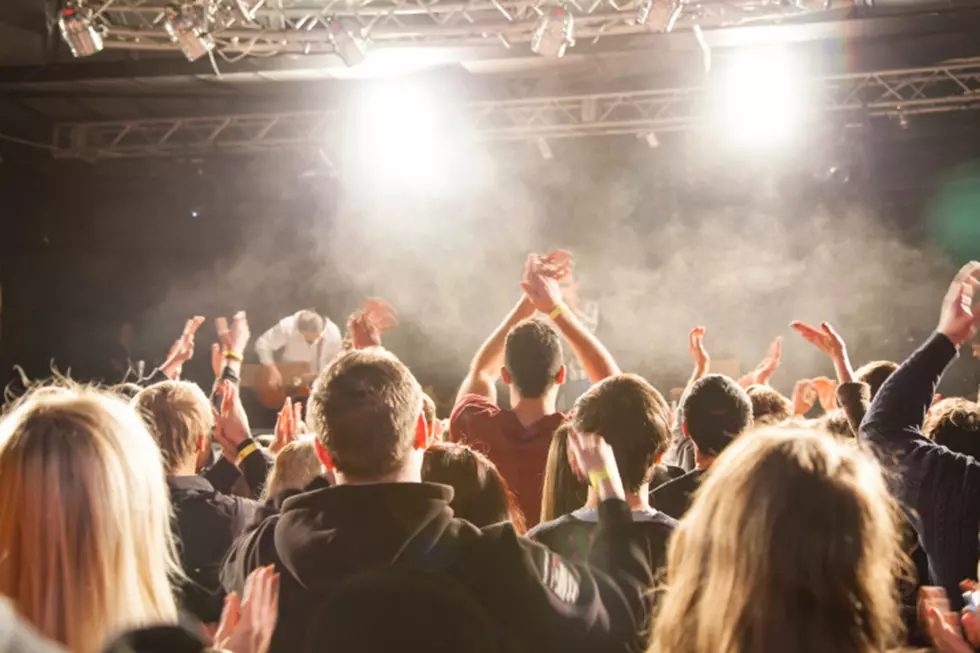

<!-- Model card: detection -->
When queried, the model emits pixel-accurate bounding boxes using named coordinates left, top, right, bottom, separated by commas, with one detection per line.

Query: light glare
left=722, top=50, right=803, bottom=148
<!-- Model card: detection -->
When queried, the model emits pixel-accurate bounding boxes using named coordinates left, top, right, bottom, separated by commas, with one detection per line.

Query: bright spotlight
left=350, top=82, right=453, bottom=189
left=531, top=6, right=574, bottom=58
left=719, top=49, right=804, bottom=148
left=58, top=9, right=103, bottom=58
left=164, top=4, right=215, bottom=62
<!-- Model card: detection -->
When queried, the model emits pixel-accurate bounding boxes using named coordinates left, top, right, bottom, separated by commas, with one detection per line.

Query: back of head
left=308, top=348, right=422, bottom=481
left=422, top=442, right=526, bottom=533
left=855, top=361, right=898, bottom=399
left=296, top=309, right=325, bottom=335
left=265, top=439, right=322, bottom=498
left=746, top=384, right=792, bottom=426
left=923, top=397, right=980, bottom=459
left=0, top=385, right=179, bottom=653
left=504, top=318, right=563, bottom=399
left=131, top=381, right=212, bottom=474
left=681, top=375, right=752, bottom=458
left=651, top=427, right=904, bottom=653
left=573, top=374, right=671, bottom=493
left=540, top=423, right=588, bottom=523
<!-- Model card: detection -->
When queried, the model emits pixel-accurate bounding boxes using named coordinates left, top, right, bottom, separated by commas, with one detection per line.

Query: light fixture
left=719, top=48, right=804, bottom=148
left=164, top=4, right=215, bottom=62
left=58, top=8, right=103, bottom=58
left=326, top=18, right=366, bottom=67
left=636, top=0, right=682, bottom=31
left=531, top=6, right=573, bottom=58
left=536, top=138, right=554, bottom=160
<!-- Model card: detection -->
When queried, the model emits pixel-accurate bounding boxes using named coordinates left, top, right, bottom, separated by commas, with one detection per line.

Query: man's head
left=502, top=318, right=564, bottom=400
left=131, top=381, right=213, bottom=475
left=745, top=384, right=792, bottom=426
left=855, top=361, right=898, bottom=399
left=682, top=375, right=753, bottom=458
left=307, top=348, right=425, bottom=482
left=297, top=310, right=325, bottom=344
left=923, top=397, right=980, bottom=459
left=573, top=374, right=671, bottom=494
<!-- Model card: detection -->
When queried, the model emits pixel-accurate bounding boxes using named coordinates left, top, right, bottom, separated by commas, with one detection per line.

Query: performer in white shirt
left=254, top=309, right=343, bottom=390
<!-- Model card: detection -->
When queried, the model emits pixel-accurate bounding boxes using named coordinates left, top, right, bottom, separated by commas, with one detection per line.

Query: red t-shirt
left=449, top=394, right=566, bottom=527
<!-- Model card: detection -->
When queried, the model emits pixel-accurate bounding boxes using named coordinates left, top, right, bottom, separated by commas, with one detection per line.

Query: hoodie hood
left=273, top=482, right=460, bottom=592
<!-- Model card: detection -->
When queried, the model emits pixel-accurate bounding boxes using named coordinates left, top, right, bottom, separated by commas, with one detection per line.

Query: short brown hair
left=307, top=348, right=422, bottom=480
left=132, top=381, right=212, bottom=474
left=923, top=397, right=980, bottom=459
left=856, top=361, right=898, bottom=399
left=573, top=374, right=671, bottom=493
left=504, top=318, right=563, bottom=399
left=745, top=385, right=792, bottom=426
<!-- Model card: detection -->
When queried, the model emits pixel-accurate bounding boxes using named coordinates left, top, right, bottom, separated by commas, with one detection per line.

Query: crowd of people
left=5, top=251, right=980, bottom=653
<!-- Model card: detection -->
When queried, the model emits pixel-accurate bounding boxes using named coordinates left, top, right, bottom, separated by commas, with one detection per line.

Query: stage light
left=531, top=6, right=574, bottom=58
left=642, top=131, right=659, bottom=148
left=58, top=9, right=103, bottom=58
left=350, top=81, right=453, bottom=189
left=164, top=4, right=215, bottom=62
left=719, top=48, right=804, bottom=148
left=636, top=0, right=682, bottom=32
left=327, top=18, right=366, bottom=67
left=536, top=138, right=554, bottom=160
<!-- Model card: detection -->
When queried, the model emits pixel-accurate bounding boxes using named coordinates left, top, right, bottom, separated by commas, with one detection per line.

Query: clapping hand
left=688, top=327, right=710, bottom=381
left=348, top=297, right=398, bottom=350
left=521, top=254, right=564, bottom=314
left=213, top=380, right=252, bottom=464
left=738, top=337, right=782, bottom=388
left=920, top=584, right=980, bottom=653
left=791, top=320, right=854, bottom=383
left=811, top=376, right=838, bottom=412
left=271, top=397, right=303, bottom=455
left=791, top=379, right=817, bottom=417
left=214, top=565, right=279, bottom=653
left=212, top=311, right=250, bottom=378
left=539, top=249, right=573, bottom=281
left=161, top=316, right=205, bottom=380
left=938, top=261, right=980, bottom=347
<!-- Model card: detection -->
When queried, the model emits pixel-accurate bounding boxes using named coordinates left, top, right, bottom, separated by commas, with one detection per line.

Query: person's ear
left=655, top=453, right=664, bottom=465
left=682, top=422, right=691, bottom=439
left=500, top=367, right=512, bottom=386
left=556, top=365, right=566, bottom=385
left=314, top=439, right=336, bottom=470
left=197, top=433, right=207, bottom=453
left=415, top=412, right=427, bottom=450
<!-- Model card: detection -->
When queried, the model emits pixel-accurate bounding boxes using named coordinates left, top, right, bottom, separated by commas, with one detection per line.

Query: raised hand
left=791, top=320, right=855, bottom=383
left=270, top=397, right=302, bottom=455
left=213, top=380, right=252, bottom=462
left=811, top=376, right=838, bottom=412
left=688, top=327, right=709, bottom=381
left=540, top=249, right=573, bottom=281
left=214, top=565, right=280, bottom=653
left=521, top=254, right=564, bottom=314
left=566, top=428, right=625, bottom=502
left=938, top=261, right=980, bottom=347
left=791, top=379, right=817, bottom=417
left=348, top=298, right=398, bottom=350
left=738, top=337, right=782, bottom=388
left=216, top=311, right=251, bottom=355
left=161, top=316, right=206, bottom=380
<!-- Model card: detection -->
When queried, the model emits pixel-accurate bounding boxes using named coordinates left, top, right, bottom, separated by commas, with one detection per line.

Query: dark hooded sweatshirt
left=222, top=481, right=652, bottom=653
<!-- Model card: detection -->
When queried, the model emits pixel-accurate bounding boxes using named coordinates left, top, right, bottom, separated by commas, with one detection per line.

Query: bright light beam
left=349, top=81, right=453, bottom=191
left=720, top=49, right=803, bottom=149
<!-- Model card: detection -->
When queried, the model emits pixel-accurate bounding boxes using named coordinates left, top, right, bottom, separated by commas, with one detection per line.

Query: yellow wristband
left=223, top=350, right=244, bottom=362
left=549, top=304, right=565, bottom=320
left=588, top=468, right=611, bottom=489
left=236, top=442, right=257, bottom=464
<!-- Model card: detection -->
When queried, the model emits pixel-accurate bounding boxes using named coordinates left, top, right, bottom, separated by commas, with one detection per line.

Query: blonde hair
left=131, top=380, right=213, bottom=474
left=264, top=438, right=322, bottom=498
left=0, top=384, right=181, bottom=653
left=649, top=427, right=905, bottom=653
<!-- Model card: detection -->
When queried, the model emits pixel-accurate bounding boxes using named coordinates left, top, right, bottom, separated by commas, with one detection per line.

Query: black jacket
left=222, top=482, right=653, bottom=653
left=860, top=332, right=980, bottom=608
left=168, top=476, right=260, bottom=622
left=650, top=468, right=703, bottom=520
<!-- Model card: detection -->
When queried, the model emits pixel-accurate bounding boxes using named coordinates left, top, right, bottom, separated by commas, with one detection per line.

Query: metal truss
left=81, top=0, right=848, bottom=58
left=53, top=62, right=980, bottom=159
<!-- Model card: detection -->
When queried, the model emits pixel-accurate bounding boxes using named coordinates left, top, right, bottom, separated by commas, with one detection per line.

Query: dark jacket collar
left=167, top=475, right=217, bottom=493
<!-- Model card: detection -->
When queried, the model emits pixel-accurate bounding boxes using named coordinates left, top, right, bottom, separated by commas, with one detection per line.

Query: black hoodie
left=222, top=481, right=653, bottom=653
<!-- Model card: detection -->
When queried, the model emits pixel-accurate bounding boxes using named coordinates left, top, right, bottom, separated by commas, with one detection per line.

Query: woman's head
left=650, top=427, right=905, bottom=653
left=540, top=422, right=588, bottom=524
left=422, top=442, right=526, bottom=534
left=265, top=438, right=323, bottom=498
left=0, top=384, right=180, bottom=653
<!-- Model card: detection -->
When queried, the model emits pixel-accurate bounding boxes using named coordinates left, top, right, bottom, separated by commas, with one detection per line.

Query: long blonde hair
left=649, top=427, right=906, bottom=653
left=0, top=384, right=180, bottom=653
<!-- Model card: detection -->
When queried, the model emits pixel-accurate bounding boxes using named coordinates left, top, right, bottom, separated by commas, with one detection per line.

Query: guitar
left=242, top=363, right=319, bottom=410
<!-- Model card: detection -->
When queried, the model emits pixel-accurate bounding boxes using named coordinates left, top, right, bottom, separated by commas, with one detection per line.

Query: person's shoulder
left=449, top=394, right=501, bottom=429
left=526, top=513, right=580, bottom=541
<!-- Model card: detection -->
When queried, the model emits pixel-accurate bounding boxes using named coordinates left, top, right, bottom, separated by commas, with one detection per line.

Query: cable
left=0, top=132, right=65, bottom=152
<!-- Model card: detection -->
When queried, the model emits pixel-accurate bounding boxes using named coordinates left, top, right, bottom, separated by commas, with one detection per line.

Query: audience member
left=651, top=374, right=752, bottom=519
left=223, top=346, right=652, bottom=653
left=422, top=441, right=526, bottom=533
left=450, top=253, right=620, bottom=525
left=650, top=427, right=907, bottom=653
left=746, top=383, right=793, bottom=425
left=0, top=385, right=181, bottom=653
left=539, top=422, right=588, bottom=524
left=264, top=440, right=322, bottom=498
left=922, top=397, right=980, bottom=459
left=529, top=374, right=675, bottom=573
